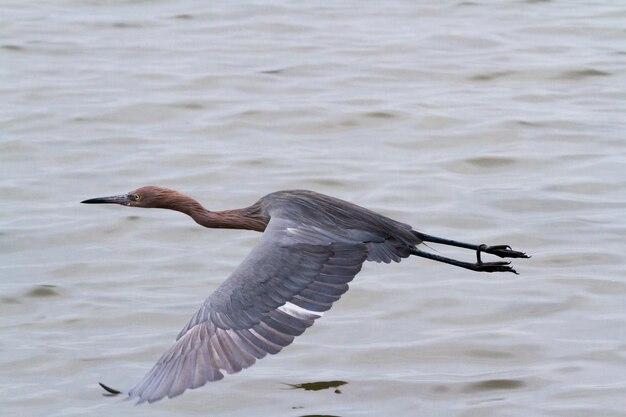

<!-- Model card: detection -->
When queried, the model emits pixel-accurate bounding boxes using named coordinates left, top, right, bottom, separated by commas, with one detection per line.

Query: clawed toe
left=475, top=261, right=518, bottom=274
left=480, top=244, right=529, bottom=259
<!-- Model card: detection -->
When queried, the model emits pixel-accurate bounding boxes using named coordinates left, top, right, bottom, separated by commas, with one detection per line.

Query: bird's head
left=81, top=186, right=180, bottom=209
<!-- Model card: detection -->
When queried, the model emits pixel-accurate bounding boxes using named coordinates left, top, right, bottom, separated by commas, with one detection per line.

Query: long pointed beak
left=81, top=194, right=131, bottom=205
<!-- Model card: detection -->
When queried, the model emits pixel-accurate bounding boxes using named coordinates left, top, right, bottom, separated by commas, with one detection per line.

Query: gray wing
left=126, top=217, right=376, bottom=403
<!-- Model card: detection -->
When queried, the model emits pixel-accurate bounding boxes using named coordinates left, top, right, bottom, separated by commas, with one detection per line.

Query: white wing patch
left=277, top=301, right=324, bottom=320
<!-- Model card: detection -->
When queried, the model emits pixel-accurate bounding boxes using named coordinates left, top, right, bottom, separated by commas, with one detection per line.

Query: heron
left=82, top=186, right=528, bottom=403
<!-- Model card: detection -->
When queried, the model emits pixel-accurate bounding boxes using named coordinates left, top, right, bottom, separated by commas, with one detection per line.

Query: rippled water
left=2, top=1, right=626, bottom=416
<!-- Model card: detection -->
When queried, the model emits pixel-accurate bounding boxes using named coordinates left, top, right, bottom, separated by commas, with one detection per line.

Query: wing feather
left=125, top=213, right=412, bottom=403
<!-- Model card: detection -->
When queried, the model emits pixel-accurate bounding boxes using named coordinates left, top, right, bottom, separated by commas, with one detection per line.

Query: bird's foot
left=473, top=260, right=518, bottom=274
left=475, top=245, right=520, bottom=273
left=477, top=244, right=529, bottom=260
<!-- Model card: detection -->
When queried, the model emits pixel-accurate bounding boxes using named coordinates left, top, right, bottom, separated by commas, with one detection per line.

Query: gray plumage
left=128, top=190, right=419, bottom=403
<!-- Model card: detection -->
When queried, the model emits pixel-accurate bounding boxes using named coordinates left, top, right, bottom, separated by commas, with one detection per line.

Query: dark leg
left=415, top=232, right=529, bottom=259
left=410, top=247, right=518, bottom=274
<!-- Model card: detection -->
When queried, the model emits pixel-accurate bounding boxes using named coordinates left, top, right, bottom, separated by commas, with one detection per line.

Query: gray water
left=2, top=1, right=626, bottom=416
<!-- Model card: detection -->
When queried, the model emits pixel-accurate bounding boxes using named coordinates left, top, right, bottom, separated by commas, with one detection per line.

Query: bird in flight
left=82, top=186, right=528, bottom=403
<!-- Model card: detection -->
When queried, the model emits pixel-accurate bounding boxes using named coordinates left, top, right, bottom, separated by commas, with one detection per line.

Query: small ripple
left=364, top=111, right=397, bottom=119
left=466, top=349, right=516, bottom=359
left=172, top=101, right=205, bottom=110
left=96, top=103, right=180, bottom=124
left=468, top=71, right=514, bottom=81
left=241, top=157, right=277, bottom=167
left=541, top=252, right=621, bottom=267
left=259, top=68, right=285, bottom=75
left=431, top=384, right=451, bottom=393
left=462, top=379, right=525, bottom=393
left=25, top=285, right=60, bottom=298
left=517, top=120, right=543, bottom=127
left=556, top=69, right=610, bottom=80
left=307, top=178, right=346, bottom=187
left=494, top=196, right=601, bottom=213
left=111, top=22, right=142, bottom=29
left=299, top=415, right=341, bottom=417
left=465, top=156, right=517, bottom=169
left=553, top=277, right=626, bottom=295
left=543, top=181, right=620, bottom=195
left=2, top=44, right=24, bottom=52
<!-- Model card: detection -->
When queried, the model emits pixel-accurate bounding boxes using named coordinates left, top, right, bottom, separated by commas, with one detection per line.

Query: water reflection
left=286, top=380, right=347, bottom=394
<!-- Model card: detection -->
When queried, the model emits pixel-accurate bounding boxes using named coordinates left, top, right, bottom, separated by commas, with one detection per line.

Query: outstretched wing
left=126, top=216, right=372, bottom=403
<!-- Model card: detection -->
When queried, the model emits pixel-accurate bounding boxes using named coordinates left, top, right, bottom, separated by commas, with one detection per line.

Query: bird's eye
left=133, top=194, right=141, bottom=201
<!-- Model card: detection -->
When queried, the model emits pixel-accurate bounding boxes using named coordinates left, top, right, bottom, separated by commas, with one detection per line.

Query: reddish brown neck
left=162, top=193, right=267, bottom=232
left=193, top=208, right=268, bottom=232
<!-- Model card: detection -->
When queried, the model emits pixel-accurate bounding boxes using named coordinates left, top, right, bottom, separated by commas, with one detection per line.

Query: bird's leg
left=415, top=232, right=529, bottom=259
left=410, top=247, right=518, bottom=274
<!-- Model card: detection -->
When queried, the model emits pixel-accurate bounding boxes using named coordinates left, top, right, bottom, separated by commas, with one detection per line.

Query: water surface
left=2, top=1, right=625, bottom=416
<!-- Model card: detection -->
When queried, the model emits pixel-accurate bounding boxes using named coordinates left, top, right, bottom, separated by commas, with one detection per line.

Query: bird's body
left=82, top=186, right=528, bottom=403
